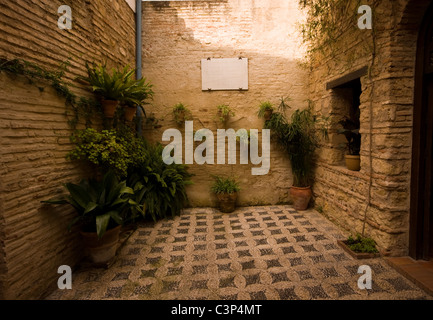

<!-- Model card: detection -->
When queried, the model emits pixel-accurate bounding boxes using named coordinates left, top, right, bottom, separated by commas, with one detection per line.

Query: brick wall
left=0, top=0, right=135, bottom=299
left=140, top=0, right=309, bottom=207
left=309, top=0, right=432, bottom=256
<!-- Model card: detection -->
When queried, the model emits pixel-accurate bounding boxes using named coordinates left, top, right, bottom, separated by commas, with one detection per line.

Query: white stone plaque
left=201, top=58, right=248, bottom=91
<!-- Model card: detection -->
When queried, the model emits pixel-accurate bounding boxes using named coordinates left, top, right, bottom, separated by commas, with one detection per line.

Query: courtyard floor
left=46, top=205, right=433, bottom=300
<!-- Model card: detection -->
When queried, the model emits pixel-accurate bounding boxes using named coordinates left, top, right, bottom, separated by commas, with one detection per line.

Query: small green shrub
left=217, top=104, right=235, bottom=123
left=128, top=143, right=193, bottom=221
left=346, top=234, right=379, bottom=254
left=67, top=128, right=146, bottom=178
left=172, top=103, right=192, bottom=125
left=211, top=176, right=241, bottom=194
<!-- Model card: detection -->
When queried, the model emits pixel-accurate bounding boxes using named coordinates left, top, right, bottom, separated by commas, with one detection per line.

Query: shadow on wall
left=140, top=1, right=309, bottom=207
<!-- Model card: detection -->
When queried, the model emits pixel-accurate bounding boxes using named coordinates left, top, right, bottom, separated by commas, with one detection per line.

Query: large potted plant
left=265, top=106, right=327, bottom=211
left=338, top=117, right=361, bottom=171
left=211, top=176, right=240, bottom=213
left=42, top=170, right=144, bottom=265
left=84, top=63, right=133, bottom=118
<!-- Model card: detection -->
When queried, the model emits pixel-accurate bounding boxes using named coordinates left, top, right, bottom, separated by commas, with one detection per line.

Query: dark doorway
left=410, top=2, right=433, bottom=260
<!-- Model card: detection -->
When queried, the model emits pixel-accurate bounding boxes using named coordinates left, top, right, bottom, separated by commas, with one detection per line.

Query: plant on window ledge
left=338, top=116, right=361, bottom=171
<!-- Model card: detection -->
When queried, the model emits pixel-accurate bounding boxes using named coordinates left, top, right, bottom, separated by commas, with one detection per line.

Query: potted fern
left=265, top=105, right=327, bottom=210
left=122, top=76, right=154, bottom=122
left=42, top=171, right=144, bottom=264
left=84, top=63, right=132, bottom=118
left=211, top=176, right=240, bottom=213
left=257, top=101, right=274, bottom=121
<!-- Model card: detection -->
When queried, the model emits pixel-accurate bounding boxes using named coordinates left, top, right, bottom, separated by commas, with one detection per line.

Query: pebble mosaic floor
left=47, top=206, right=433, bottom=300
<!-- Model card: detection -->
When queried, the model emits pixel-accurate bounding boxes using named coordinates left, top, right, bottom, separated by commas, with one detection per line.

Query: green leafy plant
left=265, top=104, right=328, bottom=187
left=298, top=0, right=363, bottom=59
left=42, top=171, right=144, bottom=238
left=83, top=62, right=135, bottom=101
left=67, top=128, right=146, bottom=178
left=122, top=76, right=154, bottom=108
left=217, top=104, right=235, bottom=123
left=172, top=103, right=192, bottom=125
left=346, top=234, right=379, bottom=254
left=338, top=116, right=361, bottom=156
left=257, top=101, right=274, bottom=118
left=128, top=143, right=193, bottom=221
left=278, top=96, right=291, bottom=113
left=211, top=176, right=241, bottom=194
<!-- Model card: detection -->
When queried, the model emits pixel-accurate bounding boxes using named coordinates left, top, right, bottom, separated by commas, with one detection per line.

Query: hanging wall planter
left=124, top=105, right=137, bottom=121
left=101, top=99, right=119, bottom=118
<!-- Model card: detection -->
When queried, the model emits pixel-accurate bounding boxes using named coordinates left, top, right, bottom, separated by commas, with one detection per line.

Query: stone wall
left=309, top=0, right=432, bottom=256
left=0, top=0, right=135, bottom=299
left=140, top=0, right=308, bottom=207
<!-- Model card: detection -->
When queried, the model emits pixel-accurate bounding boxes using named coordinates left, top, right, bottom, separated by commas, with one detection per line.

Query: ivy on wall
left=298, top=0, right=373, bottom=68
left=0, top=57, right=100, bottom=129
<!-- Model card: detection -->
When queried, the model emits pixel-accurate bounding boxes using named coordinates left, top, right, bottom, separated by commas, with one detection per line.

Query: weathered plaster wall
left=141, top=0, right=309, bottom=207
left=309, top=0, right=432, bottom=256
left=0, top=0, right=135, bottom=299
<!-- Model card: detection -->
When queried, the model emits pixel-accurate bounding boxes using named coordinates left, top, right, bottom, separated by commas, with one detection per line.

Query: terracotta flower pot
left=124, top=105, right=137, bottom=121
left=290, top=186, right=312, bottom=211
left=101, top=99, right=119, bottom=118
left=216, top=192, right=238, bottom=213
left=80, top=225, right=121, bottom=264
left=345, top=155, right=361, bottom=171
left=264, top=109, right=273, bottom=120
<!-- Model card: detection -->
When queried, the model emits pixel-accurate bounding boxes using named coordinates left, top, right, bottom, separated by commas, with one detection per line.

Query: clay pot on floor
left=290, top=186, right=312, bottom=211
left=345, top=155, right=361, bottom=171
left=80, top=225, right=121, bottom=265
left=217, top=192, right=238, bottom=213
left=101, top=99, right=119, bottom=118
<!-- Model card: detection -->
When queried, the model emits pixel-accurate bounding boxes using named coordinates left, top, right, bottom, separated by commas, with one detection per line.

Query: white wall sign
left=201, top=58, right=249, bottom=91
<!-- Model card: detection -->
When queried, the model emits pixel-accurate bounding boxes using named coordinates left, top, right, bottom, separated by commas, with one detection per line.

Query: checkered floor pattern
left=47, top=206, right=432, bottom=300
